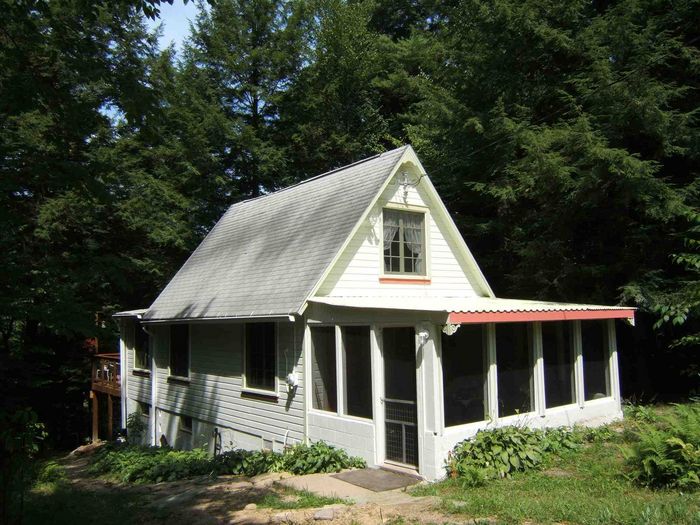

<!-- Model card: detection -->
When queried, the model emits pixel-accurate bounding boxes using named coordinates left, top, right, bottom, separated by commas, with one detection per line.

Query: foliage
left=35, top=461, right=67, bottom=485
left=446, top=425, right=582, bottom=480
left=623, top=401, right=700, bottom=489
left=256, top=487, right=345, bottom=510
left=0, top=408, right=46, bottom=525
left=280, top=441, right=366, bottom=475
left=125, top=412, right=146, bottom=445
left=416, top=437, right=699, bottom=525
left=89, top=440, right=365, bottom=484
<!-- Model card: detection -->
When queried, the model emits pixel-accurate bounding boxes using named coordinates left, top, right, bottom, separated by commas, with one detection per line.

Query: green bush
left=90, top=445, right=212, bottom=483
left=281, top=441, right=366, bottom=475
left=623, top=402, right=700, bottom=490
left=90, top=440, right=365, bottom=484
left=36, top=461, right=67, bottom=484
left=446, top=426, right=582, bottom=480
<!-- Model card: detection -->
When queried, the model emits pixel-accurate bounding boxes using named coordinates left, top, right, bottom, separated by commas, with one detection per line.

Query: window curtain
left=402, top=213, right=424, bottom=273
left=383, top=210, right=400, bottom=244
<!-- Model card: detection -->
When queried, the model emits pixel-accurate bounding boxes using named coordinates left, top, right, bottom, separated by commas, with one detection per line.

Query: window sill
left=379, top=276, right=431, bottom=284
left=132, top=368, right=151, bottom=377
left=241, top=388, right=279, bottom=401
left=167, top=375, right=191, bottom=385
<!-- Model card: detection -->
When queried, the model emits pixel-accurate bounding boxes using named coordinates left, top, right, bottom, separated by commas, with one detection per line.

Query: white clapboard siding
left=149, top=321, right=305, bottom=446
left=318, top=170, right=479, bottom=298
left=124, top=320, right=152, bottom=404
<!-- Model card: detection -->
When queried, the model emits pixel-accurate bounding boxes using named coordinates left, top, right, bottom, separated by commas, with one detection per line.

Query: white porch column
left=532, top=322, right=546, bottom=417
left=607, top=319, right=622, bottom=410
left=573, top=321, right=585, bottom=408
left=485, top=323, right=499, bottom=421
left=370, top=325, right=384, bottom=466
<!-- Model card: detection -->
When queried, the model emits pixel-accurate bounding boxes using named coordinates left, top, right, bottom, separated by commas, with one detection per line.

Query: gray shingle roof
left=143, top=146, right=408, bottom=321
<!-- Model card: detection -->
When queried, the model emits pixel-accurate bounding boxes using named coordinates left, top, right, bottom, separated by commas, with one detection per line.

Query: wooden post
left=107, top=394, right=113, bottom=440
left=91, top=391, right=99, bottom=442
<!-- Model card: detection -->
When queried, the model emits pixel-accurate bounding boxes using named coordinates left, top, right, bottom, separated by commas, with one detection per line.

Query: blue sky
left=146, top=0, right=200, bottom=52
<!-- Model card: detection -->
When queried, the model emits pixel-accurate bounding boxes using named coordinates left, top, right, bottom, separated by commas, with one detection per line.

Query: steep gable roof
left=143, top=146, right=409, bottom=321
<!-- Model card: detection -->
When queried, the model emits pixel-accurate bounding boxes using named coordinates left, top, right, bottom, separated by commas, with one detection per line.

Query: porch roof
left=309, top=296, right=635, bottom=324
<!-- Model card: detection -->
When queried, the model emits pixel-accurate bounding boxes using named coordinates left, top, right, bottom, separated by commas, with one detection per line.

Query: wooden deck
left=91, top=353, right=120, bottom=441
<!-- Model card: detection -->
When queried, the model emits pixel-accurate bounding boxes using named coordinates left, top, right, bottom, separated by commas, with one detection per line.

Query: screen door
left=383, top=327, right=418, bottom=467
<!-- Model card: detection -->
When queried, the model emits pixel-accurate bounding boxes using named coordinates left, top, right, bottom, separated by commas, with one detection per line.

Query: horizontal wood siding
left=124, top=319, right=151, bottom=404
left=150, top=321, right=305, bottom=447
left=318, top=170, right=478, bottom=298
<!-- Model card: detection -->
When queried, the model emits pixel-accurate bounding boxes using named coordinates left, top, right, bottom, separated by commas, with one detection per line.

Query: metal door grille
left=385, top=399, right=418, bottom=466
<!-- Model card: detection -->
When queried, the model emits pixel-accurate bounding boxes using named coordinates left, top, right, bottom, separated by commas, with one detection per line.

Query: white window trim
left=379, top=203, right=431, bottom=280
left=179, top=415, right=193, bottom=434
left=133, top=322, right=151, bottom=373
left=242, top=322, right=280, bottom=397
left=307, top=324, right=375, bottom=421
left=167, top=323, right=191, bottom=381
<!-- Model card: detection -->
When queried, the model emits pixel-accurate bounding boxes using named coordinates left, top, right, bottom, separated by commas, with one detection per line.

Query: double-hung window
left=383, top=209, right=426, bottom=275
left=245, top=323, right=276, bottom=392
left=134, top=323, right=150, bottom=370
left=169, top=324, right=189, bottom=378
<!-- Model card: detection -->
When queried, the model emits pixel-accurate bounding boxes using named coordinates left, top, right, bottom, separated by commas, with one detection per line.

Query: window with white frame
left=496, top=323, right=533, bottom=417
left=581, top=320, right=611, bottom=400
left=542, top=322, right=576, bottom=408
left=342, top=326, right=372, bottom=419
left=442, top=324, right=488, bottom=426
left=134, top=322, right=150, bottom=370
left=310, top=326, right=337, bottom=412
left=169, top=324, right=189, bottom=378
left=383, top=209, right=425, bottom=275
left=245, top=323, right=276, bottom=392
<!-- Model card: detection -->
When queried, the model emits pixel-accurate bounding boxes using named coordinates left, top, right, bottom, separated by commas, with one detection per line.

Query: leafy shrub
left=625, top=403, right=659, bottom=424
left=446, top=426, right=582, bottom=480
left=125, top=412, right=147, bottom=444
left=90, top=440, right=365, bottom=484
left=89, top=444, right=212, bottom=483
left=36, top=461, right=67, bottom=484
left=0, top=408, right=46, bottom=524
left=213, top=449, right=284, bottom=477
left=623, top=402, right=700, bottom=489
left=281, top=441, right=366, bottom=475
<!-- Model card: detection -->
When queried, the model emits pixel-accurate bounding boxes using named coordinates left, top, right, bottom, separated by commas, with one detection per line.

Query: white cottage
left=115, top=145, right=634, bottom=480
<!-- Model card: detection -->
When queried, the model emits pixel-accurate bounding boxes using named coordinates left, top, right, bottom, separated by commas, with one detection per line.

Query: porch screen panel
left=581, top=320, right=610, bottom=400
left=441, top=324, right=487, bottom=426
left=245, top=323, right=276, bottom=391
left=496, top=323, right=533, bottom=417
left=542, top=322, right=575, bottom=408
left=310, top=326, right=337, bottom=412
left=342, top=326, right=372, bottom=419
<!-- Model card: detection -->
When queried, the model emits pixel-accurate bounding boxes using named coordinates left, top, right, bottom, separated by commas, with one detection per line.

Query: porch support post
left=107, top=394, right=113, bottom=439
left=485, top=323, right=498, bottom=421
left=532, top=322, right=546, bottom=417
left=91, top=391, right=99, bottom=442
left=607, top=319, right=622, bottom=409
left=335, top=325, right=344, bottom=416
left=370, top=325, right=384, bottom=466
left=573, top=321, right=585, bottom=408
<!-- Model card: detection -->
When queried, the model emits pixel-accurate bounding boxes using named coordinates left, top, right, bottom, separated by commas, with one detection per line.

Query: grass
left=256, top=485, right=346, bottom=509
left=24, top=479, right=151, bottom=525
left=414, top=423, right=700, bottom=525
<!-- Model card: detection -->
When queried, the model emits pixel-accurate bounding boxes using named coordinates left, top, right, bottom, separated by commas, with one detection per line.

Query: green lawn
left=414, top=439, right=700, bottom=525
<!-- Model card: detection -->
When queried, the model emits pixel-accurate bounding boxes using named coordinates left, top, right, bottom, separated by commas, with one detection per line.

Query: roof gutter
left=140, top=313, right=296, bottom=325
left=448, top=308, right=636, bottom=325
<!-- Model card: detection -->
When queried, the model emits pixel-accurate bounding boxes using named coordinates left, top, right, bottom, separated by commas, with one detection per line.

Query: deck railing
left=92, top=353, right=121, bottom=396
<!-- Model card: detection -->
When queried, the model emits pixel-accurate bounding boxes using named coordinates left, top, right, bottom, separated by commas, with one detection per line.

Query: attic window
left=383, top=209, right=425, bottom=275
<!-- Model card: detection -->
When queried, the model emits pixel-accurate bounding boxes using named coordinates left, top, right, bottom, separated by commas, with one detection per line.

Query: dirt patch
left=57, top=453, right=452, bottom=524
